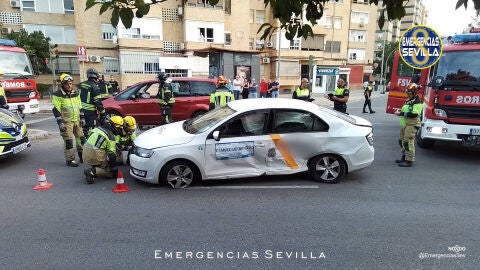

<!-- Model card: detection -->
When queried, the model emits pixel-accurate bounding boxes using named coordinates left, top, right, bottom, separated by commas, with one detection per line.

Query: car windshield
left=184, top=106, right=236, bottom=134
left=435, top=51, right=480, bottom=87
left=0, top=51, right=34, bottom=77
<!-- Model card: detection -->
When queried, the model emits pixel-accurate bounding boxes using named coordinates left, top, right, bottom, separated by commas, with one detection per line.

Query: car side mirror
left=129, top=94, right=136, bottom=100
left=212, top=130, right=221, bottom=141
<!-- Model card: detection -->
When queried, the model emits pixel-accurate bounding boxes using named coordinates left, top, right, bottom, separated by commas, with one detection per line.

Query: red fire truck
left=386, top=32, right=480, bottom=148
left=0, top=39, right=40, bottom=117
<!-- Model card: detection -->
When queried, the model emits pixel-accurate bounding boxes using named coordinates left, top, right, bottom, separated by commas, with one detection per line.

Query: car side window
left=172, top=81, right=191, bottom=97
left=144, top=83, right=159, bottom=98
left=134, top=84, right=154, bottom=99
left=273, top=110, right=328, bottom=133
left=191, top=81, right=216, bottom=96
left=117, top=84, right=143, bottom=100
left=220, top=110, right=268, bottom=137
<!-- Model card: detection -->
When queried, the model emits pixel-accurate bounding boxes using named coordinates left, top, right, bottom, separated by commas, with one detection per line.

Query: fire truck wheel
left=416, top=129, right=435, bottom=149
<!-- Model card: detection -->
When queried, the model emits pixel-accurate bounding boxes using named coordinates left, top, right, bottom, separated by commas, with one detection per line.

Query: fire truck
left=386, top=32, right=480, bottom=148
left=0, top=39, right=40, bottom=118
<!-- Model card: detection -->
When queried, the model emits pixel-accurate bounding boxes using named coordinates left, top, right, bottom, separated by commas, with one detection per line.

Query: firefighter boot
left=395, top=155, right=405, bottom=163
left=66, top=160, right=79, bottom=167
left=84, top=167, right=96, bottom=184
left=398, top=161, right=413, bottom=167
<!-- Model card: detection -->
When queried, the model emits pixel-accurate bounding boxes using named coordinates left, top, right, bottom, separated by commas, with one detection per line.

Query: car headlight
left=134, top=146, right=154, bottom=158
left=433, top=109, right=447, bottom=118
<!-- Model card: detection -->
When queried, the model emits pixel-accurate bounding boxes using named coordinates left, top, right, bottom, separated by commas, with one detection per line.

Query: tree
left=85, top=0, right=480, bottom=40
left=6, top=29, right=52, bottom=74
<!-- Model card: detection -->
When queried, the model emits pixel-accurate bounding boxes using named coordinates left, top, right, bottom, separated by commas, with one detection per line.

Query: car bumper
left=344, top=143, right=374, bottom=172
left=129, top=154, right=161, bottom=184
left=9, top=100, right=40, bottom=114
left=420, top=118, right=479, bottom=142
left=0, top=136, right=31, bottom=158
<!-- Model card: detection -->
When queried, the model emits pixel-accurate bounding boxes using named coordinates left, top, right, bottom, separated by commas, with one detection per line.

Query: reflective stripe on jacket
left=399, top=96, right=423, bottom=127
left=293, top=87, right=309, bottom=100
left=158, top=86, right=175, bottom=106
left=52, top=88, right=83, bottom=123
left=85, top=126, right=117, bottom=154
left=210, top=88, right=234, bottom=109
left=79, top=80, right=104, bottom=113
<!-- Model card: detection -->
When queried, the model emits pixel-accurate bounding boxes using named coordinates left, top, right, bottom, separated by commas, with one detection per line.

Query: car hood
left=134, top=121, right=195, bottom=149
left=0, top=108, right=27, bottom=137
left=349, top=115, right=372, bottom=127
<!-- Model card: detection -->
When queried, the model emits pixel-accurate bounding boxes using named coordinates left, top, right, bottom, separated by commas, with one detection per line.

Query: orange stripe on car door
left=270, top=134, right=299, bottom=169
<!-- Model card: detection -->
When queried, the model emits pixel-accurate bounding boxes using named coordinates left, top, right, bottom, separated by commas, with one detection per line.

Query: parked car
left=129, top=98, right=375, bottom=188
left=0, top=108, right=30, bottom=158
left=102, top=77, right=217, bottom=125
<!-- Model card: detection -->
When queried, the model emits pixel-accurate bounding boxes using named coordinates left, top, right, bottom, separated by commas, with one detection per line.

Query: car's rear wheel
left=160, top=160, right=199, bottom=188
left=308, top=154, right=346, bottom=183
left=191, top=110, right=206, bottom=118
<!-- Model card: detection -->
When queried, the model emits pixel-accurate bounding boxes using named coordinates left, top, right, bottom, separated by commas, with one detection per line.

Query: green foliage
left=6, top=29, right=52, bottom=74
left=36, top=83, right=51, bottom=98
left=85, top=0, right=480, bottom=40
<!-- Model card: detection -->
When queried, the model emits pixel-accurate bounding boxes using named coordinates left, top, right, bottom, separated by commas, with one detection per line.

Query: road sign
left=77, top=46, right=88, bottom=62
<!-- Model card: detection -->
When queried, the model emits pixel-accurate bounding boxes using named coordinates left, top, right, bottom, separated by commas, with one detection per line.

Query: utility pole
left=379, top=33, right=386, bottom=94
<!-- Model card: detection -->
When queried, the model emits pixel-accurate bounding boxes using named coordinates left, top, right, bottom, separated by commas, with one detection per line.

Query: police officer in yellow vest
left=83, top=116, right=125, bottom=184
left=0, top=70, right=8, bottom=109
left=325, top=78, right=350, bottom=113
left=52, top=73, right=86, bottom=167
left=157, top=72, right=175, bottom=125
left=209, top=75, right=235, bottom=110
left=292, top=78, right=312, bottom=101
left=395, top=81, right=424, bottom=167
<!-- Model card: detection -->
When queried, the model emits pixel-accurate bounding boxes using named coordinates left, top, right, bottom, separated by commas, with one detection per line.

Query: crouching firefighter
left=82, top=116, right=125, bottom=184
left=116, top=115, right=137, bottom=165
left=52, top=73, right=86, bottom=167
left=395, top=79, right=424, bottom=167
left=157, top=72, right=175, bottom=125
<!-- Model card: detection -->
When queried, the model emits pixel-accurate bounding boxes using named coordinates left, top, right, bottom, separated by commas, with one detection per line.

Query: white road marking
left=151, top=185, right=319, bottom=190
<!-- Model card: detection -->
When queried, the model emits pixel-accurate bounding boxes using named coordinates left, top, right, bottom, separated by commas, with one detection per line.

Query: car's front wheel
left=160, top=160, right=199, bottom=188
left=308, top=154, right=346, bottom=183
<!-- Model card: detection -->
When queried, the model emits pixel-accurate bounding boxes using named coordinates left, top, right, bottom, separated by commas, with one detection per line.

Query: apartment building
left=0, top=0, right=379, bottom=93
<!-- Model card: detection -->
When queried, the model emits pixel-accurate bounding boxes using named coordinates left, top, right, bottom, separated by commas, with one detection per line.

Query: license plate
left=12, top=143, right=28, bottom=154
left=470, top=128, right=480, bottom=135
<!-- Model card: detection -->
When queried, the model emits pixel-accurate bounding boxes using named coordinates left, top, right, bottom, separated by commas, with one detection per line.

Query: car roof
left=228, top=98, right=320, bottom=112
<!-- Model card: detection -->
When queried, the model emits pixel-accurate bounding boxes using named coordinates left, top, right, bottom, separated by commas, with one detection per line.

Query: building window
left=256, top=39, right=264, bottom=50
left=348, top=49, right=365, bottom=60
left=103, top=57, right=120, bottom=74
left=23, top=24, right=77, bottom=45
left=255, top=10, right=265, bottom=24
left=325, top=41, right=341, bottom=53
left=325, top=16, right=342, bottom=29
left=63, top=0, right=74, bottom=14
left=165, top=69, right=188, bottom=77
left=301, top=34, right=325, bottom=51
left=120, top=51, right=163, bottom=74
left=351, top=11, right=369, bottom=24
left=290, top=39, right=300, bottom=50
left=249, top=38, right=254, bottom=50
left=224, top=32, right=231, bottom=46
left=102, top=24, right=116, bottom=40
left=55, top=56, right=79, bottom=75
left=118, top=18, right=162, bottom=40
left=352, top=0, right=368, bottom=4
left=349, top=30, right=367, bottom=42
left=199, top=27, right=214, bottom=42
left=21, top=0, right=35, bottom=12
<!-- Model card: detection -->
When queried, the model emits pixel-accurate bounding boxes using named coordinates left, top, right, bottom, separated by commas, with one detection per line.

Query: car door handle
left=255, top=143, right=265, bottom=147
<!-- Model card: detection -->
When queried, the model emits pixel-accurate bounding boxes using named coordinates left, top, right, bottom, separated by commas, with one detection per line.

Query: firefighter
left=52, top=73, right=87, bottom=167
left=157, top=72, right=175, bottom=124
left=325, top=78, right=350, bottom=113
left=395, top=80, right=424, bottom=167
left=292, top=77, right=311, bottom=101
left=82, top=115, right=125, bottom=184
left=97, top=73, right=112, bottom=100
left=209, top=75, right=235, bottom=110
left=78, top=68, right=106, bottom=135
left=0, top=69, right=8, bottom=109
left=116, top=115, right=137, bottom=165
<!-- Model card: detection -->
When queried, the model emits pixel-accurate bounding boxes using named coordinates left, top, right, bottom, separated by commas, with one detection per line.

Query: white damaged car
left=130, top=98, right=374, bottom=188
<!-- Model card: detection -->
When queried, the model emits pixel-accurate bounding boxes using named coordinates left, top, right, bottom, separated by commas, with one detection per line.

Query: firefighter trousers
left=82, top=144, right=116, bottom=178
left=60, top=121, right=86, bottom=163
left=399, top=125, right=418, bottom=162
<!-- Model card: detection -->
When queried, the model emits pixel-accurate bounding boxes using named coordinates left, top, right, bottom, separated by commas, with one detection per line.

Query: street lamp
left=379, top=33, right=386, bottom=94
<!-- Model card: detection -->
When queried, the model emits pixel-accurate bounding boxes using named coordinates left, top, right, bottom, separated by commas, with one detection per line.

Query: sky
left=424, top=0, right=478, bottom=36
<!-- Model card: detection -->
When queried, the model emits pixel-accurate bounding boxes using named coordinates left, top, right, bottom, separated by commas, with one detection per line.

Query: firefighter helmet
left=123, top=116, right=137, bottom=134
left=406, top=82, right=420, bottom=94
left=217, top=75, right=228, bottom=87
left=86, top=68, right=99, bottom=79
left=107, top=115, right=125, bottom=135
left=59, top=73, right=73, bottom=84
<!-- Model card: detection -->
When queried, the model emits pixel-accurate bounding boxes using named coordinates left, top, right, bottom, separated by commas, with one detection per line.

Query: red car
left=102, top=77, right=217, bottom=125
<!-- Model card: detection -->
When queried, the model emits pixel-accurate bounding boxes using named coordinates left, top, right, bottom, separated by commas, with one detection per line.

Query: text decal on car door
left=270, top=134, right=299, bottom=169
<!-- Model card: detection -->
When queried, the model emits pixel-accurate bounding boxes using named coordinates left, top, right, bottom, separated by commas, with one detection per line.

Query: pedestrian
left=248, top=78, right=258, bottom=98
left=232, top=75, right=243, bottom=100
left=259, top=77, right=268, bottom=98
left=292, top=78, right=311, bottom=101
left=209, top=75, right=235, bottom=110
left=157, top=72, right=175, bottom=125
left=52, top=73, right=86, bottom=167
left=362, top=81, right=375, bottom=114
left=242, top=77, right=250, bottom=99
left=109, top=75, right=119, bottom=95
left=225, top=79, right=234, bottom=92
left=324, top=77, right=349, bottom=113
left=83, top=116, right=125, bottom=184
left=78, top=68, right=106, bottom=135
left=266, top=78, right=273, bottom=98
left=0, top=70, right=8, bottom=109
left=395, top=78, right=423, bottom=167
left=269, top=77, right=280, bottom=98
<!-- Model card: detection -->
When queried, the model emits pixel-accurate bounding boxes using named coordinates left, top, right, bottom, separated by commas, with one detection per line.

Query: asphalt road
left=1, top=95, right=479, bottom=269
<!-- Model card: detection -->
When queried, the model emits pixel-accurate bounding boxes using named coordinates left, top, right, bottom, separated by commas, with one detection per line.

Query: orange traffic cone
left=33, top=168, right=53, bottom=190
left=112, top=170, right=129, bottom=193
